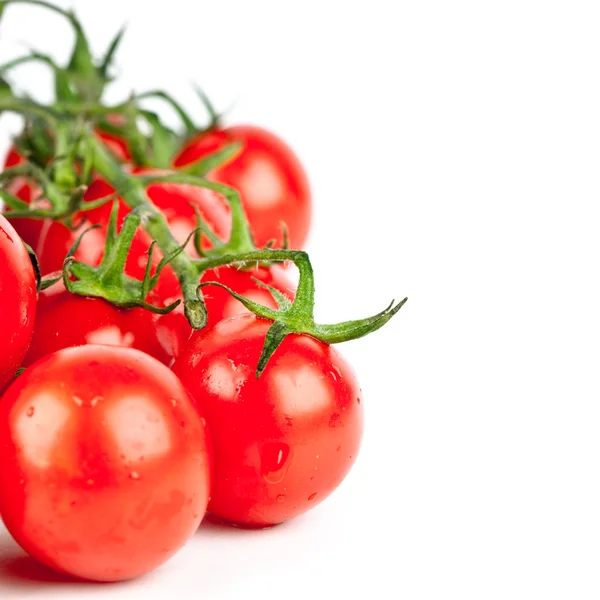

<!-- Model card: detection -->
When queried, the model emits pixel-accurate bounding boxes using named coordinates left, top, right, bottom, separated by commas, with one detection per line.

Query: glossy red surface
left=174, top=125, right=312, bottom=249
left=0, top=346, right=211, bottom=582
left=22, top=281, right=181, bottom=367
left=172, top=314, right=363, bottom=526
left=0, top=213, right=37, bottom=391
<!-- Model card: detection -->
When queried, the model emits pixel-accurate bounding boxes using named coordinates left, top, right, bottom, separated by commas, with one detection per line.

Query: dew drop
left=260, top=442, right=292, bottom=484
left=308, top=493, right=317, bottom=501
left=26, top=406, right=34, bottom=417
left=129, top=471, right=140, bottom=480
left=90, top=396, right=102, bottom=407
left=73, top=396, right=83, bottom=407
left=356, top=396, right=361, bottom=405
left=276, top=494, right=285, bottom=503
left=171, top=398, right=177, bottom=408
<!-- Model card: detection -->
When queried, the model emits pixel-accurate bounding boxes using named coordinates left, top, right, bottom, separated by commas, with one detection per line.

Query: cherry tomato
left=0, top=345, right=211, bottom=582
left=174, top=126, right=312, bottom=249
left=0, top=213, right=37, bottom=391
left=22, top=281, right=181, bottom=367
left=172, top=314, right=363, bottom=526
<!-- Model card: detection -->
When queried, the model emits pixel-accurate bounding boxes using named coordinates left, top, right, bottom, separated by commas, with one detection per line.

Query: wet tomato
left=22, top=281, right=182, bottom=367
left=172, top=314, right=363, bottom=527
left=0, top=345, right=212, bottom=582
left=174, top=126, right=312, bottom=249
left=0, top=213, right=37, bottom=391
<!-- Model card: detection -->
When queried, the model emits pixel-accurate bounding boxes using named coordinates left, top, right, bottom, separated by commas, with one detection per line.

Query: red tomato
left=174, top=126, right=312, bottom=249
left=22, top=281, right=182, bottom=367
left=172, top=314, right=363, bottom=526
left=0, top=213, right=37, bottom=390
left=0, top=346, right=211, bottom=582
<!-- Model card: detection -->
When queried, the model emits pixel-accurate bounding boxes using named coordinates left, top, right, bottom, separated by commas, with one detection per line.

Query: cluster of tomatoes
left=0, top=0, right=403, bottom=585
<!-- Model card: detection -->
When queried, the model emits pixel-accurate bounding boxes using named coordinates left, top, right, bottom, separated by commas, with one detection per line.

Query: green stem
left=0, top=95, right=62, bottom=123
left=52, top=122, right=77, bottom=190
left=88, top=134, right=208, bottom=328
left=138, top=172, right=256, bottom=255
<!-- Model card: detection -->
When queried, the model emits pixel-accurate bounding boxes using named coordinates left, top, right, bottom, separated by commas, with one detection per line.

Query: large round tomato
left=174, top=126, right=312, bottom=249
left=0, top=345, right=211, bottom=582
left=0, top=213, right=37, bottom=391
left=22, top=281, right=182, bottom=367
left=172, top=314, right=363, bottom=527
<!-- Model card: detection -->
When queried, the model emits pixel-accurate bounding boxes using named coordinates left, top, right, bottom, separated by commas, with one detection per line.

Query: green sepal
left=179, top=141, right=241, bottom=177
left=197, top=250, right=407, bottom=377
left=59, top=204, right=178, bottom=314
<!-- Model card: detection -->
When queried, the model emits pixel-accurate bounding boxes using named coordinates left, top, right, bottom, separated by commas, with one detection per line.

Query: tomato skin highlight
left=0, top=346, right=211, bottom=582
left=172, top=314, right=363, bottom=526
left=174, top=125, right=312, bottom=249
left=22, top=281, right=181, bottom=367
left=0, top=213, right=37, bottom=391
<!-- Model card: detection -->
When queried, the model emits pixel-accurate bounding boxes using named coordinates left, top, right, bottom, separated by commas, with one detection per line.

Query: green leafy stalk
left=86, top=133, right=208, bottom=328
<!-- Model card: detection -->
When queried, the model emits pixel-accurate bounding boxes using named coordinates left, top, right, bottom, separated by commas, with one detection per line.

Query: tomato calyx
left=197, top=249, right=408, bottom=376
left=57, top=200, right=182, bottom=314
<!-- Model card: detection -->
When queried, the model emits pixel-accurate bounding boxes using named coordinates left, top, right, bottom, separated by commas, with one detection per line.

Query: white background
left=1, top=1, right=600, bottom=598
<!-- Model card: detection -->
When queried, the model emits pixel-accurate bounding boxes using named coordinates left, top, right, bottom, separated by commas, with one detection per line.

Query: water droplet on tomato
left=86, top=479, right=94, bottom=486
left=170, top=398, right=177, bottom=408
left=90, top=396, right=102, bottom=407
left=26, top=406, right=34, bottom=417
left=276, top=494, right=285, bottom=503
left=308, top=493, right=317, bottom=501
left=73, top=396, right=83, bottom=407
left=356, top=396, right=361, bottom=405
left=261, top=442, right=292, bottom=484
left=129, top=471, right=140, bottom=480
